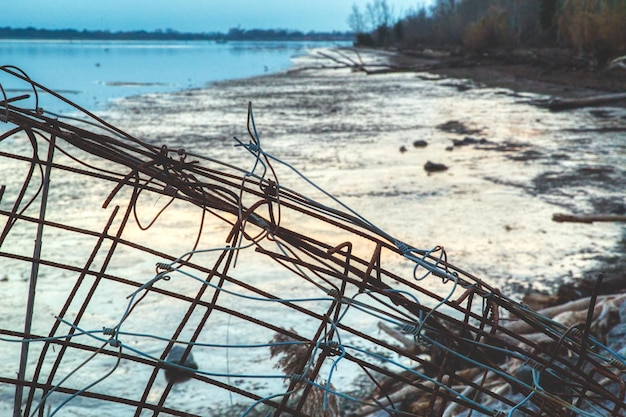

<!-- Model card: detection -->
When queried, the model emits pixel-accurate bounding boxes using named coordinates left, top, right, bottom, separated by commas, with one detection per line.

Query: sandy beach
left=106, top=47, right=626, bottom=295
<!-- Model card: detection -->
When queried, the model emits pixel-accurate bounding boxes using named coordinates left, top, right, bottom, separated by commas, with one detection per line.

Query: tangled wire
left=1, top=65, right=625, bottom=417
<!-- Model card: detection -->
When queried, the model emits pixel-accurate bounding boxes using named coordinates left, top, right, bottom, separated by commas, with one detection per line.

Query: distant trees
left=354, top=0, right=626, bottom=63
left=0, top=27, right=353, bottom=42
left=348, top=0, right=397, bottom=45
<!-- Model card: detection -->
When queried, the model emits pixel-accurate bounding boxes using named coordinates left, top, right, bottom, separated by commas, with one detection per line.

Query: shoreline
left=107, top=50, right=625, bottom=296
left=387, top=47, right=626, bottom=100
left=115, top=49, right=625, bottom=414
left=385, top=46, right=626, bottom=302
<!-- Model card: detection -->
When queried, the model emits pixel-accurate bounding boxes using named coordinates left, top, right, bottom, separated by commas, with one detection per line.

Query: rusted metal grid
left=1, top=66, right=625, bottom=417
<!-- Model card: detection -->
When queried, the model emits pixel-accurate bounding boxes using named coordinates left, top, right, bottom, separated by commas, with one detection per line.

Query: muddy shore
left=106, top=47, right=625, bottom=298
left=388, top=47, right=626, bottom=298
left=390, top=47, right=626, bottom=99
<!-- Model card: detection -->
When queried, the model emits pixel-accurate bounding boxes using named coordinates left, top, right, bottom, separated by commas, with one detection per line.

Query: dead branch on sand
left=533, top=93, right=626, bottom=111
left=553, top=213, right=626, bottom=223
left=288, top=48, right=436, bottom=75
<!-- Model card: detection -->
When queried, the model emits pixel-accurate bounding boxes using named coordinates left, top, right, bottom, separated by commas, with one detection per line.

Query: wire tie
left=524, top=358, right=544, bottom=372
left=323, top=340, right=342, bottom=356
left=607, top=357, right=626, bottom=372
left=327, top=288, right=341, bottom=298
left=108, top=338, right=121, bottom=347
left=401, top=323, right=420, bottom=336
left=156, top=262, right=174, bottom=272
left=103, top=327, right=121, bottom=347
left=289, top=373, right=306, bottom=383
left=163, top=184, right=178, bottom=196
left=395, top=242, right=410, bottom=255
left=246, top=142, right=261, bottom=153
left=102, top=327, right=117, bottom=336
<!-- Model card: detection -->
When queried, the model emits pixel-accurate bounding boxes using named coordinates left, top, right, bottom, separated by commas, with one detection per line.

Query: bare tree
left=366, top=0, right=394, bottom=30
left=348, top=3, right=367, bottom=33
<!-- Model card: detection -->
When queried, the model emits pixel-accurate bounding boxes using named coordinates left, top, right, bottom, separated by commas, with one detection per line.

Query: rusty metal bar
left=13, top=133, right=56, bottom=417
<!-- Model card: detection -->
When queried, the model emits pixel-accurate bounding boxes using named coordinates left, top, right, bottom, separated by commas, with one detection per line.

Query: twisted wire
left=1, top=69, right=624, bottom=417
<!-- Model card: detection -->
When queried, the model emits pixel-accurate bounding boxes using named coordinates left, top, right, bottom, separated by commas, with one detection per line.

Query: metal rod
left=13, top=134, right=56, bottom=417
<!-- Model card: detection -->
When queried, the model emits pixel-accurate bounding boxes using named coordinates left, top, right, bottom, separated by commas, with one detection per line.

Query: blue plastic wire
left=345, top=343, right=496, bottom=416
left=239, top=389, right=296, bottom=417
left=506, top=368, right=539, bottom=417
left=47, top=344, right=122, bottom=417
left=155, top=265, right=336, bottom=304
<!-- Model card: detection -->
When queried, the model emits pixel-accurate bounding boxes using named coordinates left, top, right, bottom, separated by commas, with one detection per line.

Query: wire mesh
left=1, top=65, right=625, bottom=417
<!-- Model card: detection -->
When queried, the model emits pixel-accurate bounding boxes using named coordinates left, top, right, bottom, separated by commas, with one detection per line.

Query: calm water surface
left=0, top=40, right=349, bottom=114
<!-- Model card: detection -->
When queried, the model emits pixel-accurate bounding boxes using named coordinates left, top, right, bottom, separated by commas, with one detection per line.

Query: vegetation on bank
left=350, top=0, right=626, bottom=65
left=0, top=27, right=353, bottom=42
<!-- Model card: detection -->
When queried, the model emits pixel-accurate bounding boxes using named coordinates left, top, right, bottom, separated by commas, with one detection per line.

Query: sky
left=5, top=1, right=434, bottom=33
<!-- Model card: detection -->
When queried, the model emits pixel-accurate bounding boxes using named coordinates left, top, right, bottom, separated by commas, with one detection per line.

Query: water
left=0, top=39, right=349, bottom=114
left=1, top=45, right=625, bottom=416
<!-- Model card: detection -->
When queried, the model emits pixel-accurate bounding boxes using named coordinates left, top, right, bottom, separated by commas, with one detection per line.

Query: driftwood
left=552, top=213, right=626, bottom=223
left=535, top=92, right=626, bottom=110
left=356, top=293, right=626, bottom=417
left=505, top=293, right=626, bottom=335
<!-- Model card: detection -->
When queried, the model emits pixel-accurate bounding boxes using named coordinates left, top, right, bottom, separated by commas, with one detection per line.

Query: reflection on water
left=0, top=40, right=349, bottom=114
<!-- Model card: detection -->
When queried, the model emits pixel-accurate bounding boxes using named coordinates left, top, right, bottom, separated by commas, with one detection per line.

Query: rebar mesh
left=1, top=66, right=625, bottom=417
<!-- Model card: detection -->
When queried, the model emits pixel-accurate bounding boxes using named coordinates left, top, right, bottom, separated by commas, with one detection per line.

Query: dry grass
left=462, top=6, right=511, bottom=51
left=558, top=0, right=626, bottom=62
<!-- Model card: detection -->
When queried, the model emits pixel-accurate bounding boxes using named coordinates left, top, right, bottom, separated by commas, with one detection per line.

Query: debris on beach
left=532, top=92, right=626, bottom=111
left=2, top=66, right=626, bottom=417
left=354, top=279, right=626, bottom=417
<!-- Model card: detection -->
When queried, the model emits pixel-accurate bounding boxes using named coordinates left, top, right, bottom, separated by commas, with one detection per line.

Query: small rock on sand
left=164, top=345, right=199, bottom=384
left=424, top=161, right=448, bottom=172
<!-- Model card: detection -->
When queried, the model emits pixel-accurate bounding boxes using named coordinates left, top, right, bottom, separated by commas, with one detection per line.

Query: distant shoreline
left=0, top=27, right=354, bottom=42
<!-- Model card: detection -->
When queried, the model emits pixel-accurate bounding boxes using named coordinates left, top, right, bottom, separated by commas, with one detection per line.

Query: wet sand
left=106, top=48, right=626, bottom=295
left=398, top=47, right=626, bottom=289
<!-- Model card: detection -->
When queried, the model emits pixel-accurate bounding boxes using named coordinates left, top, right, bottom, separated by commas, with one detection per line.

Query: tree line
left=0, top=27, right=353, bottom=42
left=349, top=0, right=626, bottom=64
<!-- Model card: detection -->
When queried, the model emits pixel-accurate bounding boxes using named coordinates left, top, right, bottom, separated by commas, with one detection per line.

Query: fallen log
left=552, top=213, right=626, bottom=223
left=536, top=92, right=626, bottom=110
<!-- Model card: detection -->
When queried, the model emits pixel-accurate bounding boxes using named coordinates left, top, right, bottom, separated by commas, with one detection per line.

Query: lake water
left=1, top=42, right=625, bottom=416
left=0, top=39, right=349, bottom=115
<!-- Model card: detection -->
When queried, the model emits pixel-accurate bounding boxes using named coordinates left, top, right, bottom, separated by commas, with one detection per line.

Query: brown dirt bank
left=390, top=47, right=626, bottom=100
